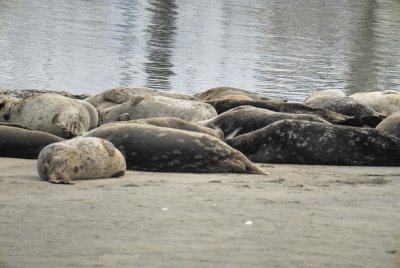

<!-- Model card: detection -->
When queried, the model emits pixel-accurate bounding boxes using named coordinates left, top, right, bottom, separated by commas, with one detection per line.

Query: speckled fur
left=320, top=97, right=382, bottom=127
left=84, top=123, right=267, bottom=174
left=0, top=93, right=91, bottom=138
left=37, top=137, right=126, bottom=184
left=226, top=119, right=400, bottom=166
left=350, top=90, right=400, bottom=116
left=303, top=89, right=346, bottom=107
left=376, top=111, right=400, bottom=139
left=199, top=106, right=330, bottom=138
left=204, top=99, right=352, bottom=124
left=98, top=96, right=217, bottom=125
left=85, top=87, right=198, bottom=111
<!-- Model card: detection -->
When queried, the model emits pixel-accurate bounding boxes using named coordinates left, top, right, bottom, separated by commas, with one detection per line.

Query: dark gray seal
left=319, top=97, right=383, bottom=127
left=205, top=99, right=352, bottom=124
left=84, top=122, right=267, bottom=174
left=199, top=106, right=329, bottom=138
left=226, top=119, right=400, bottom=166
left=0, top=126, right=64, bottom=159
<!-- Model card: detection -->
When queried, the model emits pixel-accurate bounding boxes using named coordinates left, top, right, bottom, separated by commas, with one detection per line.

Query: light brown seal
left=0, top=93, right=91, bottom=138
left=98, top=96, right=217, bottom=125
left=37, top=137, right=126, bottom=184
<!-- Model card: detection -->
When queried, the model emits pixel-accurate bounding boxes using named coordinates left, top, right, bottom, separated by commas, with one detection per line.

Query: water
left=0, top=0, right=399, bottom=101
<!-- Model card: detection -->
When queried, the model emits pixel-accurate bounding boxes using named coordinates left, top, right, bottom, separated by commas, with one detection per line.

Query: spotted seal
left=98, top=96, right=217, bottom=125
left=303, top=89, right=346, bottom=107
left=205, top=99, right=352, bottom=124
left=37, top=137, right=126, bottom=184
left=86, top=87, right=198, bottom=111
left=319, top=97, right=383, bottom=127
left=198, top=106, right=330, bottom=138
left=84, top=122, right=267, bottom=174
left=122, top=117, right=223, bottom=139
left=0, top=125, right=64, bottom=159
left=350, top=90, right=400, bottom=116
left=194, top=86, right=287, bottom=102
left=376, top=111, right=400, bottom=139
left=226, top=119, right=400, bottom=166
left=0, top=93, right=91, bottom=138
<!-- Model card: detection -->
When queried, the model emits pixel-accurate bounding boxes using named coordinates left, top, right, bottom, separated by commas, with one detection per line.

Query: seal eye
left=3, top=113, right=9, bottom=120
left=0, top=102, right=4, bottom=110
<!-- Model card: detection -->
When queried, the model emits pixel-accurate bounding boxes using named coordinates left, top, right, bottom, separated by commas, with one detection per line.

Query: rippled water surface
left=0, top=0, right=399, bottom=100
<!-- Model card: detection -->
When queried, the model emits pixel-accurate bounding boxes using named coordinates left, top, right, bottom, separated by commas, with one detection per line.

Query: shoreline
left=0, top=158, right=399, bottom=267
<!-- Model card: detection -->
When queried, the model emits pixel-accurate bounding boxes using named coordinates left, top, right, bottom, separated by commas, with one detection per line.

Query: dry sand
left=0, top=157, right=399, bottom=268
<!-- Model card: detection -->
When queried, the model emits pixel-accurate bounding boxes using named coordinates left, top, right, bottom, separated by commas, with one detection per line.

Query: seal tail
left=233, top=151, right=268, bottom=175
left=245, top=161, right=269, bottom=175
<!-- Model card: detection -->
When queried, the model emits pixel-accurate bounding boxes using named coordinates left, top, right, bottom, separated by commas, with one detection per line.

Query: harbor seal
left=226, top=119, right=400, bottom=166
left=122, top=117, right=223, bottom=139
left=319, top=97, right=383, bottom=127
left=376, top=111, right=400, bottom=139
left=98, top=96, right=217, bottom=125
left=77, top=100, right=99, bottom=130
left=194, top=86, right=287, bottom=102
left=350, top=90, right=400, bottom=116
left=0, top=126, right=64, bottom=159
left=198, top=106, right=330, bottom=138
left=86, top=87, right=198, bottom=111
left=37, top=137, right=126, bottom=184
left=84, top=123, right=267, bottom=174
left=205, top=99, right=352, bottom=124
left=303, top=89, right=346, bottom=107
left=0, top=93, right=91, bottom=138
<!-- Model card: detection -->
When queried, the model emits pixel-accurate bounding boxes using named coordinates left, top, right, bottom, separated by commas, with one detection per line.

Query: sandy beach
left=0, top=158, right=399, bottom=267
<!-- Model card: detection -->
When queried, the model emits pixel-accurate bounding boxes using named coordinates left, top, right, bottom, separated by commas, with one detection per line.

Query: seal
left=205, top=99, right=352, bottom=124
left=376, top=111, right=400, bottom=139
left=0, top=125, right=64, bottom=159
left=213, top=94, right=254, bottom=101
left=98, top=96, right=217, bottom=125
left=86, top=87, right=198, bottom=111
left=121, top=117, right=224, bottom=139
left=0, top=93, right=91, bottom=138
left=194, top=86, right=287, bottom=102
left=84, top=122, right=267, bottom=174
left=37, top=137, right=126, bottom=184
left=350, top=90, right=400, bottom=116
left=226, top=119, right=400, bottom=166
left=303, top=89, right=346, bottom=107
left=319, top=97, right=383, bottom=127
left=77, top=100, right=99, bottom=130
left=198, top=106, right=329, bottom=138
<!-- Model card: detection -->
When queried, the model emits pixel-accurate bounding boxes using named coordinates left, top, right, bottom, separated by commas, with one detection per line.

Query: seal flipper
left=117, top=113, right=131, bottom=121
left=100, top=139, right=115, bottom=157
left=103, top=89, right=133, bottom=104
left=52, top=113, right=86, bottom=137
left=231, top=151, right=269, bottom=175
left=47, top=170, right=74, bottom=184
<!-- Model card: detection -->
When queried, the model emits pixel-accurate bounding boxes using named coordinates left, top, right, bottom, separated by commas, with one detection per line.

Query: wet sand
left=0, top=158, right=399, bottom=268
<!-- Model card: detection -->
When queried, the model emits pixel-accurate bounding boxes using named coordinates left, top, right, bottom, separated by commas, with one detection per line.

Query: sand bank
left=0, top=158, right=399, bottom=267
